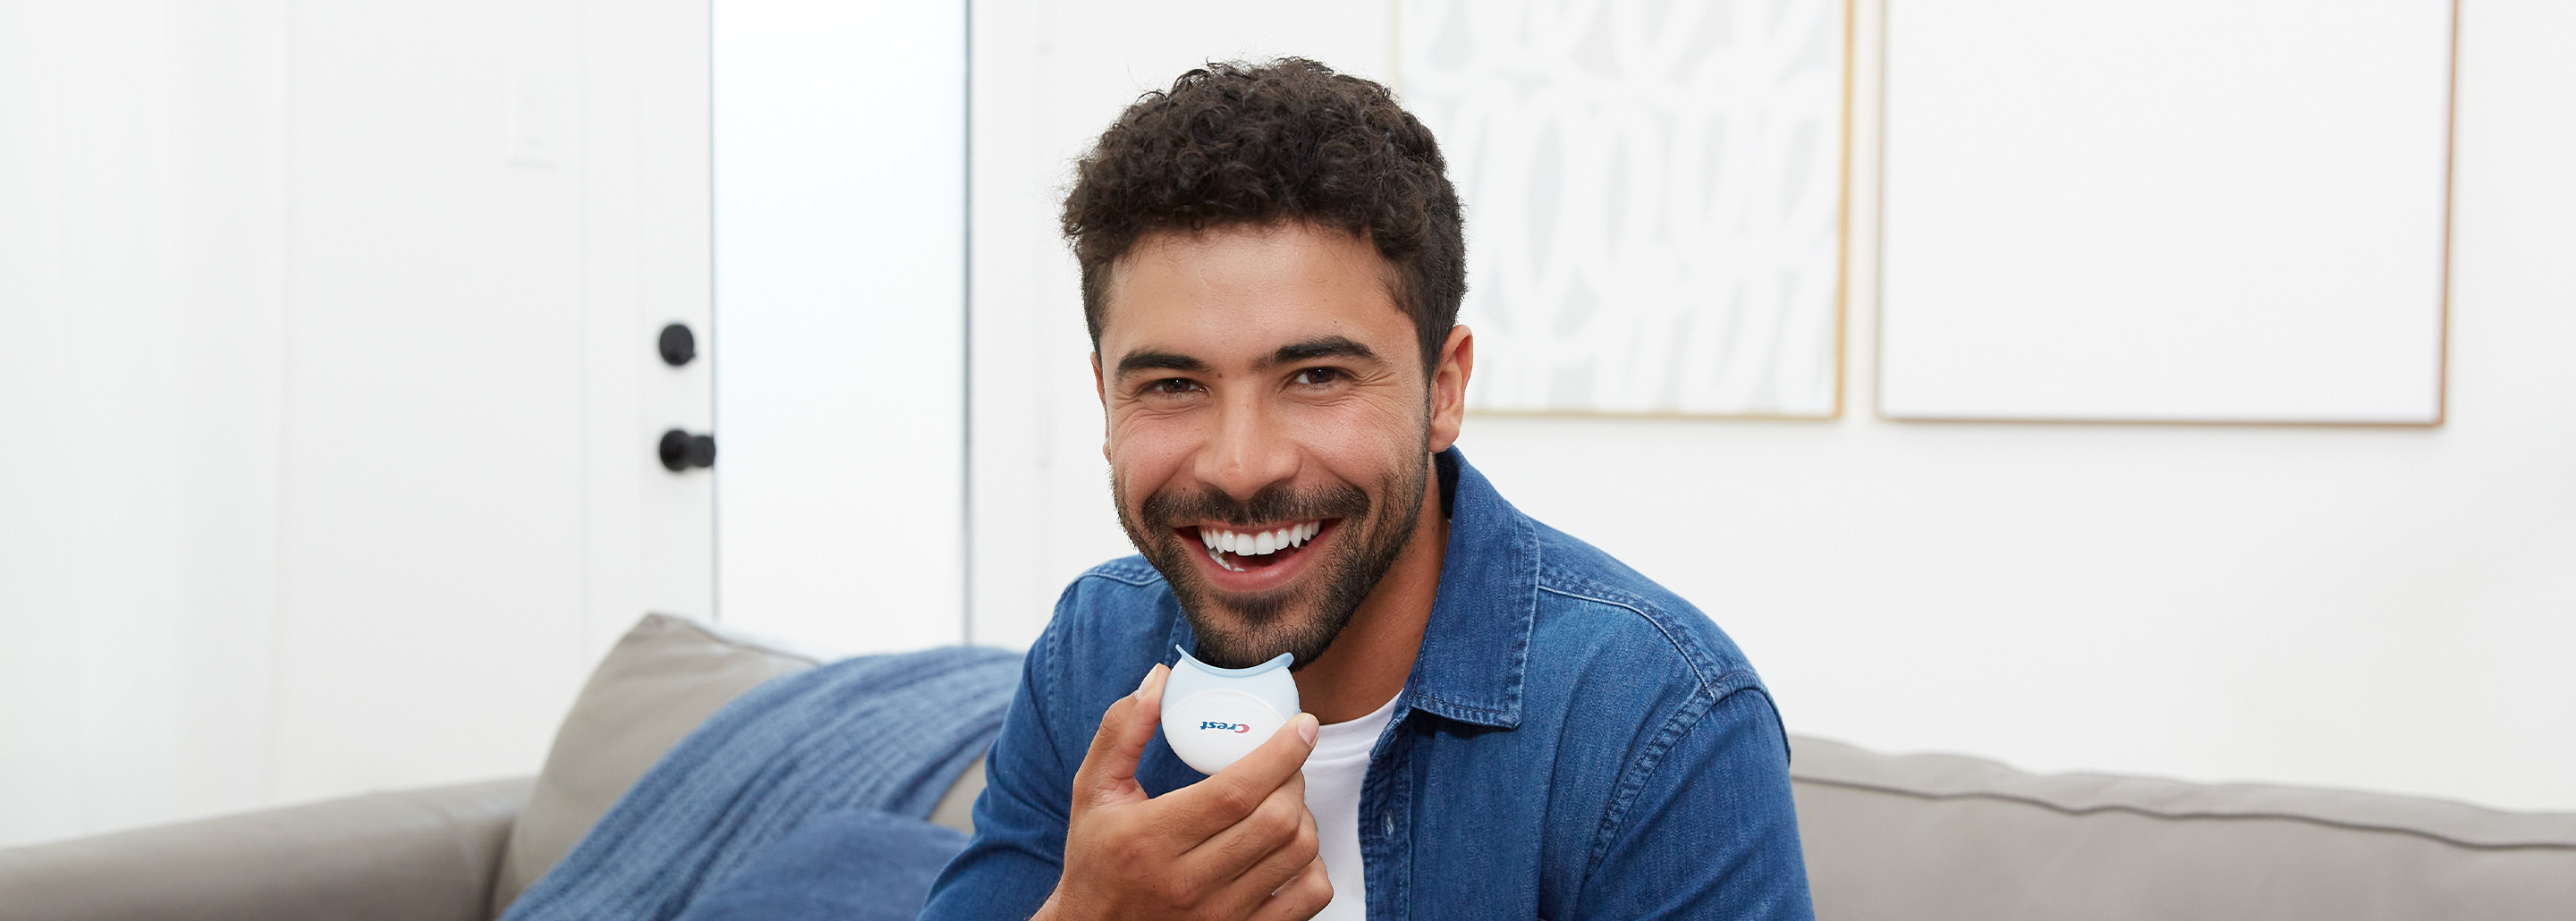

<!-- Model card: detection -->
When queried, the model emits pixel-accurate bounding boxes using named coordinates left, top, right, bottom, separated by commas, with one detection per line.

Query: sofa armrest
left=0, top=778, right=533, bottom=921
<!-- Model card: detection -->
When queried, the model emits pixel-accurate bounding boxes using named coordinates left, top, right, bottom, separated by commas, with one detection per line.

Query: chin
left=1174, top=589, right=1355, bottom=671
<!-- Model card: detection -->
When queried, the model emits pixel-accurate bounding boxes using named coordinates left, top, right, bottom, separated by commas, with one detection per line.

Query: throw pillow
left=488, top=613, right=822, bottom=915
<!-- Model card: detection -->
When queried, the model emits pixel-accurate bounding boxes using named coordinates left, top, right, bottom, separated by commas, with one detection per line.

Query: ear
left=1092, top=351, right=1111, bottom=461
left=1426, top=325, right=1474, bottom=453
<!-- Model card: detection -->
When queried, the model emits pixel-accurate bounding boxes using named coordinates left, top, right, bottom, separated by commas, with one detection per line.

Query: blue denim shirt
left=921, top=449, right=1813, bottom=920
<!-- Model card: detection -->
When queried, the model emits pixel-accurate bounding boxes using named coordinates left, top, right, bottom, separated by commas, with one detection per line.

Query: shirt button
left=1382, top=814, right=1395, bottom=836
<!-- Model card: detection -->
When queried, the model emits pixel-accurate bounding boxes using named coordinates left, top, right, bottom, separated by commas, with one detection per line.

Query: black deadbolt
left=658, top=323, right=697, bottom=367
left=659, top=429, right=716, bottom=471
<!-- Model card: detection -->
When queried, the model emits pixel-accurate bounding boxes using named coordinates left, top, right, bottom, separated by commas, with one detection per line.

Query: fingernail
left=1133, top=663, right=1166, bottom=700
left=1296, top=714, right=1318, bottom=747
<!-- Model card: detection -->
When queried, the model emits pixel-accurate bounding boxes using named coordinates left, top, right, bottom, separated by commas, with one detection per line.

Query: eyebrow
left=1260, top=335, right=1378, bottom=370
left=1114, top=350, right=1208, bottom=379
left=1111, top=335, right=1382, bottom=381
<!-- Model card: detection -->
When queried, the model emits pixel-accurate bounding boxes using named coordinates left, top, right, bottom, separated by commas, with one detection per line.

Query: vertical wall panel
left=269, top=0, right=597, bottom=802
left=0, top=1, right=288, bottom=847
left=713, top=0, right=967, bottom=654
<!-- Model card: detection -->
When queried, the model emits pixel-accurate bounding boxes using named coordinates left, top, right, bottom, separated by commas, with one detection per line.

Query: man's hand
left=1033, top=663, right=1332, bottom=921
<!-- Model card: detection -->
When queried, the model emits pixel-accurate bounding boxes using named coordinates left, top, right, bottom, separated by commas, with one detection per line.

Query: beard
left=1114, top=452, right=1431, bottom=671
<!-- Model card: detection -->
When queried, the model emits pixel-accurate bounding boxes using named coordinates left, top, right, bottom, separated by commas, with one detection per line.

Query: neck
left=1292, top=458, right=1447, bottom=723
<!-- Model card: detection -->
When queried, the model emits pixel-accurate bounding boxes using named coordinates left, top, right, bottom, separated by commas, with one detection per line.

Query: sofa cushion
left=490, top=614, right=823, bottom=914
left=1787, top=736, right=2576, bottom=920
left=0, top=778, right=530, bottom=921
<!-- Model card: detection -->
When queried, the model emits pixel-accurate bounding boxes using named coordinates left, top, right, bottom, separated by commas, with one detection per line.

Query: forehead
left=1097, top=223, right=1409, bottom=363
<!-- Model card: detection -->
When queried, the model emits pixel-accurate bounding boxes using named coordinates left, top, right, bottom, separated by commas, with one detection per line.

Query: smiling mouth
left=1190, top=520, right=1329, bottom=572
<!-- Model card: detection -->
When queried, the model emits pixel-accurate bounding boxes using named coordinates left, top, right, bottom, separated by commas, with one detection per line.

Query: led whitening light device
left=1159, top=646, right=1301, bottom=775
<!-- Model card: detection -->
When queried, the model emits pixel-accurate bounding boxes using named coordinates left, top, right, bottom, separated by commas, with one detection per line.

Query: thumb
left=1074, top=663, right=1168, bottom=805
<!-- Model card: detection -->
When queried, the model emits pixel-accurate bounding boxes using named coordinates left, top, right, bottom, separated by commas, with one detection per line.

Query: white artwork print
left=1399, top=0, right=1847, bottom=417
left=1875, top=0, right=2451, bottom=424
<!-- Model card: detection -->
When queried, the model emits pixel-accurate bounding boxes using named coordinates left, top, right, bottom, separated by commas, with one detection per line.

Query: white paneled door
left=271, top=0, right=721, bottom=807
left=0, top=0, right=716, bottom=845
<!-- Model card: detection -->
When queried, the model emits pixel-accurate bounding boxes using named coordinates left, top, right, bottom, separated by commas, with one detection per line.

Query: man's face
left=1094, top=222, right=1450, bottom=670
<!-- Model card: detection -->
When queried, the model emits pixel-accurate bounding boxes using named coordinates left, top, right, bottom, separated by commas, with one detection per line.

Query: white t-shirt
left=1302, top=690, right=1401, bottom=921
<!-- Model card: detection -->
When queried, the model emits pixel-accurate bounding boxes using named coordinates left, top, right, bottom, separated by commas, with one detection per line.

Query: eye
left=1290, top=368, right=1345, bottom=387
left=1144, top=377, right=1202, bottom=396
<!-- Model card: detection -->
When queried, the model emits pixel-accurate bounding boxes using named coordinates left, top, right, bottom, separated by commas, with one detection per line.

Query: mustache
left=1139, top=480, right=1369, bottom=530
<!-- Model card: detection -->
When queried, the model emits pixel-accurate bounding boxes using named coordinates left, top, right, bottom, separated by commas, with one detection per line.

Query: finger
left=1231, top=791, right=1318, bottom=892
left=1072, top=663, right=1168, bottom=804
left=1245, top=855, right=1334, bottom=921
left=1178, top=771, right=1311, bottom=883
left=1208, top=806, right=1322, bottom=921
left=1165, top=711, right=1318, bottom=832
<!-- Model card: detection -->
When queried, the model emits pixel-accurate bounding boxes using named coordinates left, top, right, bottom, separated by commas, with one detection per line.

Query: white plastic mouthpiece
left=1157, top=646, right=1301, bottom=775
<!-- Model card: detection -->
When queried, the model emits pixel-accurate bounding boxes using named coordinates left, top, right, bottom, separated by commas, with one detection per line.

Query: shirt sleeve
left=918, top=620, right=1078, bottom=920
left=1571, top=684, right=1816, bottom=920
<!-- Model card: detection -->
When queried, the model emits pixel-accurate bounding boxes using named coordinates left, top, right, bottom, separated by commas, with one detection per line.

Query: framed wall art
left=1877, top=0, right=2454, bottom=425
left=1399, top=0, right=1852, bottom=418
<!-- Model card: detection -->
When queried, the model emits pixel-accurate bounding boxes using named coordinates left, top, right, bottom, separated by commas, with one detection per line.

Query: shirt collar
left=1401, top=447, right=1535, bottom=729
left=1162, top=446, right=1537, bottom=730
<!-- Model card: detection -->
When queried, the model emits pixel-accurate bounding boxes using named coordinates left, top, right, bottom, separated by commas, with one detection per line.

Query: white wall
left=0, top=1, right=290, bottom=847
left=712, top=0, right=969, bottom=655
left=0, top=0, right=716, bottom=847
left=970, top=0, right=2576, bottom=811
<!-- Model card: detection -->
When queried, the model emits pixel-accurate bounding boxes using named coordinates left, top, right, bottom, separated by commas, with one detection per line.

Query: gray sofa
left=5, top=614, right=2572, bottom=920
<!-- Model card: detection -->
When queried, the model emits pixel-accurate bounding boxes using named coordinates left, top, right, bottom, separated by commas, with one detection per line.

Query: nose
left=1192, top=391, right=1298, bottom=502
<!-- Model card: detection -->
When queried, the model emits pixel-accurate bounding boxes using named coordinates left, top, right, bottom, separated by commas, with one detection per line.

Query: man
left=921, top=59, right=1810, bottom=920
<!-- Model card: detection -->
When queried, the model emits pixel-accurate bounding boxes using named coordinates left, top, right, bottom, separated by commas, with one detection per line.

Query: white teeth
left=1198, top=522, right=1326, bottom=562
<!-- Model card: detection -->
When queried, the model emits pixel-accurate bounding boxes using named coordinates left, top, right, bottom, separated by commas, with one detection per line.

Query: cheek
left=1287, top=403, right=1422, bottom=477
left=1107, top=411, right=1200, bottom=495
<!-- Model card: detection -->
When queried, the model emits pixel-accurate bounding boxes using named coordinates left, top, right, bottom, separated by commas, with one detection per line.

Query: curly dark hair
left=1062, top=58, right=1465, bottom=372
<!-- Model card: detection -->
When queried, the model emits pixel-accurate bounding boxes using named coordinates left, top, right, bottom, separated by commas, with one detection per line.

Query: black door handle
left=659, top=429, right=716, bottom=471
left=658, top=323, right=697, bottom=367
